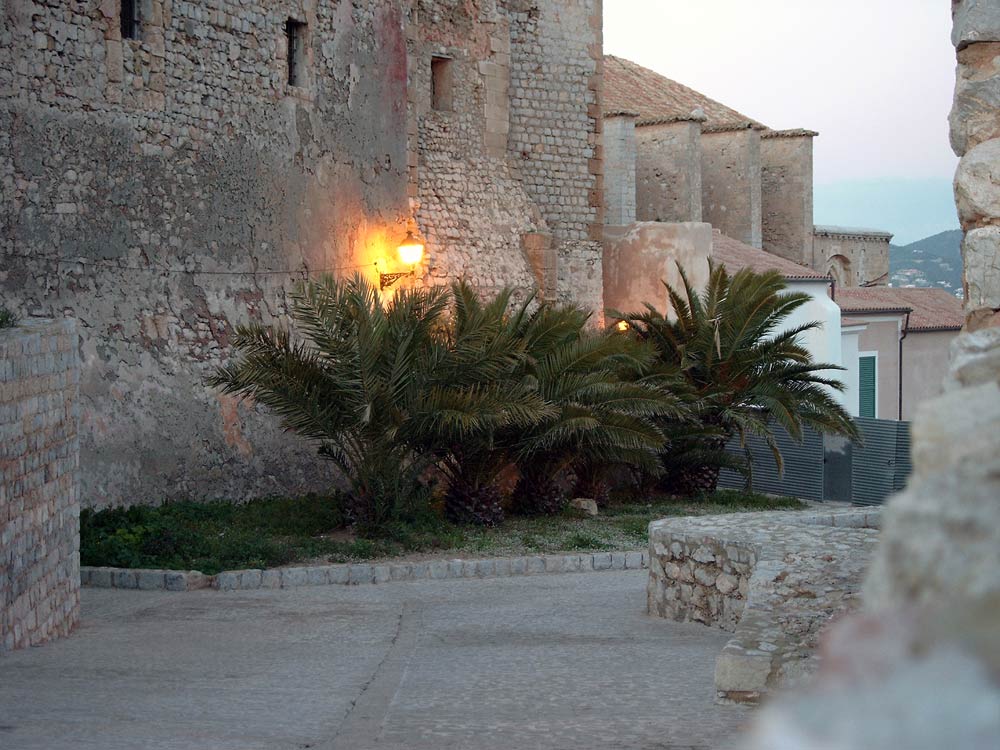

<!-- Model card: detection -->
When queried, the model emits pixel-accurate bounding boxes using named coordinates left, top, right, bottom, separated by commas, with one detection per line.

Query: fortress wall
left=635, top=121, right=703, bottom=224
left=760, top=133, right=814, bottom=266
left=701, top=128, right=762, bottom=248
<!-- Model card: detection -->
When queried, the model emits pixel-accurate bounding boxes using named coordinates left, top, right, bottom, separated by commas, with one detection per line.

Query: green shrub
left=0, top=306, right=18, bottom=329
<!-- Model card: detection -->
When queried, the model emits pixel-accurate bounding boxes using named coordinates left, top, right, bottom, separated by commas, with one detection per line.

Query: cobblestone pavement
left=0, top=570, right=750, bottom=750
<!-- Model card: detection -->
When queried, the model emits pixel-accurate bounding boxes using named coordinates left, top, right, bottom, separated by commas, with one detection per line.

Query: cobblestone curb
left=647, top=510, right=881, bottom=705
left=81, top=550, right=649, bottom=592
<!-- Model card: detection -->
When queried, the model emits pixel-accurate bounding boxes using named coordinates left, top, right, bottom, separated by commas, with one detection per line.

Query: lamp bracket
left=379, top=270, right=414, bottom=291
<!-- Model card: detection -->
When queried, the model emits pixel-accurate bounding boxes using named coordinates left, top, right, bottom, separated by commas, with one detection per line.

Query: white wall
left=784, top=280, right=845, bottom=401
left=840, top=326, right=866, bottom=417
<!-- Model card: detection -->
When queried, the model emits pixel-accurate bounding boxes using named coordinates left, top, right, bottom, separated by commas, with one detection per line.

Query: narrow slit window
left=285, top=19, right=307, bottom=87
left=431, top=57, right=453, bottom=111
left=120, top=0, right=141, bottom=40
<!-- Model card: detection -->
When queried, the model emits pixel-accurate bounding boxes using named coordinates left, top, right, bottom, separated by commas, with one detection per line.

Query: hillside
left=889, top=229, right=963, bottom=297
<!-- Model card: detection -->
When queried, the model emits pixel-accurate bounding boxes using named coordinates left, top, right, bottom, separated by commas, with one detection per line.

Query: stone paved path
left=0, top=570, right=750, bottom=750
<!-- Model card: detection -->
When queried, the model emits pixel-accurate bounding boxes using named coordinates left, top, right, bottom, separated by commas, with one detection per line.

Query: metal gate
left=717, top=417, right=911, bottom=505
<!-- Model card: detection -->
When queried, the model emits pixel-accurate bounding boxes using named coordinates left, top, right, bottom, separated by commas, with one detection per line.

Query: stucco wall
left=634, top=121, right=702, bottom=224
left=602, top=115, right=637, bottom=226
left=783, top=280, right=842, bottom=394
left=701, top=128, right=762, bottom=249
left=812, top=231, right=891, bottom=288
left=1, top=319, right=80, bottom=655
left=854, top=318, right=903, bottom=420
left=901, top=330, right=958, bottom=421
left=602, top=222, right=712, bottom=316
left=761, top=133, right=814, bottom=265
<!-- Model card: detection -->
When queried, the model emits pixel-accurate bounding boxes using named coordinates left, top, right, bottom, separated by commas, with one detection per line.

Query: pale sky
left=604, top=1, right=959, bottom=242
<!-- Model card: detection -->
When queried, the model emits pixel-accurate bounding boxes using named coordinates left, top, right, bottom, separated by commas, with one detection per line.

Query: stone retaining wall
left=648, top=510, right=880, bottom=704
left=1, top=318, right=80, bottom=654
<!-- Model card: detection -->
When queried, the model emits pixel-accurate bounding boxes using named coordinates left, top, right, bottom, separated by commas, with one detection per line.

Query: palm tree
left=208, top=274, right=548, bottom=533
left=507, top=309, right=684, bottom=514
left=618, top=263, right=859, bottom=495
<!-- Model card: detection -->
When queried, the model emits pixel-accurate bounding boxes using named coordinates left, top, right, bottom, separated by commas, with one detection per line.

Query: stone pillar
left=635, top=120, right=703, bottom=223
left=602, top=114, right=637, bottom=226
left=1, top=318, right=80, bottom=655
left=701, top=128, right=762, bottom=248
left=952, top=2, right=1000, bottom=330
left=760, top=130, right=816, bottom=265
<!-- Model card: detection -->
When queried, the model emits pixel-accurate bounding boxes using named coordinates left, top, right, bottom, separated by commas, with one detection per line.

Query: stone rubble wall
left=634, top=121, right=704, bottom=224
left=1, top=319, right=81, bottom=655
left=648, top=510, right=880, bottom=704
left=1, top=0, right=410, bottom=508
left=700, top=129, right=763, bottom=249
left=952, top=2, right=1000, bottom=328
left=760, top=133, right=814, bottom=266
left=602, top=115, right=637, bottom=226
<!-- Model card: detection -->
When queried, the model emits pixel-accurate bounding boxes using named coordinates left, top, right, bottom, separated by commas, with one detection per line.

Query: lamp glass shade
left=616, top=320, right=630, bottom=332
left=398, top=232, right=424, bottom=266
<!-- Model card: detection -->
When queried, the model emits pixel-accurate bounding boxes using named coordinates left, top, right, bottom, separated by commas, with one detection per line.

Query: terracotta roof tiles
left=711, top=231, right=829, bottom=281
left=835, top=287, right=964, bottom=331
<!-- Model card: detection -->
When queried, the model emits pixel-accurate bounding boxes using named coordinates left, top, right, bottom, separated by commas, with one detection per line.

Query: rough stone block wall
left=508, top=0, right=605, bottom=313
left=760, top=133, right=814, bottom=265
left=1, top=318, right=80, bottom=655
left=602, top=115, right=636, bottom=226
left=951, top=1, right=1000, bottom=329
left=407, top=1, right=542, bottom=301
left=701, top=128, right=762, bottom=248
left=811, top=230, right=891, bottom=288
left=635, top=121, right=703, bottom=224
left=1, top=1, right=410, bottom=508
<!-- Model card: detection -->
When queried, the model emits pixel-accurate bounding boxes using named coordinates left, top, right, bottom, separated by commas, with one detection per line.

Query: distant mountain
left=889, top=229, right=963, bottom=297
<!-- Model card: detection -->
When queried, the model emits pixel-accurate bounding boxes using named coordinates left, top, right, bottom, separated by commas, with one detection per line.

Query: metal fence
left=717, top=416, right=911, bottom=505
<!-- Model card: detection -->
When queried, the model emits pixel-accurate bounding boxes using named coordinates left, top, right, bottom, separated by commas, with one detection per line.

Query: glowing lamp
left=380, top=230, right=425, bottom=291
left=397, top=231, right=425, bottom=266
left=616, top=320, right=630, bottom=332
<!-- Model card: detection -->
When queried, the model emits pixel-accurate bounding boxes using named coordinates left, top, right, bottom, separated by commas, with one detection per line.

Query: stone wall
left=602, top=222, right=711, bottom=316
left=1, top=318, right=80, bottom=655
left=508, top=0, right=605, bottom=312
left=812, top=227, right=892, bottom=287
left=2, top=0, right=607, bottom=508
left=952, top=2, right=1000, bottom=330
left=760, top=131, right=814, bottom=265
left=407, top=1, right=541, bottom=300
left=634, top=120, right=703, bottom=224
left=1, top=0, right=410, bottom=508
left=701, top=128, right=762, bottom=248
left=602, top=114, right=636, bottom=226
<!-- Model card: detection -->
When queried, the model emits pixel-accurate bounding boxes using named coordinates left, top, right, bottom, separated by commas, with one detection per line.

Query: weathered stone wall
left=952, top=2, right=1000, bottom=329
left=701, top=128, right=762, bottom=248
left=602, top=222, right=711, bottom=316
left=634, top=121, right=703, bottom=224
left=812, top=228, right=892, bottom=287
left=760, top=132, right=814, bottom=265
left=602, top=114, right=636, bottom=226
left=1, top=318, right=80, bottom=655
left=508, top=0, right=605, bottom=312
left=406, top=1, right=542, bottom=301
left=1, top=1, right=411, bottom=508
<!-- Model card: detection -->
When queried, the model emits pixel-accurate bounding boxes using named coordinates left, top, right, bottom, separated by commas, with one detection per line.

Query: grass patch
left=81, top=489, right=807, bottom=573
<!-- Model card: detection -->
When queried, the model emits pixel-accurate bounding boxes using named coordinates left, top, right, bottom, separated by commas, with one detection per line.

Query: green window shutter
left=859, top=356, right=876, bottom=418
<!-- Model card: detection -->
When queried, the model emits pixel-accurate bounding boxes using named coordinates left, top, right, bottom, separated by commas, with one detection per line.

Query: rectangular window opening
left=431, top=57, right=453, bottom=111
left=286, top=19, right=307, bottom=87
left=120, top=0, right=141, bottom=40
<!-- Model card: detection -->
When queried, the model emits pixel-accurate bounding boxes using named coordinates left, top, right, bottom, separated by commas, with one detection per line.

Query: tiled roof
left=761, top=128, right=819, bottom=139
left=835, top=287, right=965, bottom=331
left=711, top=231, right=829, bottom=281
left=602, top=55, right=766, bottom=132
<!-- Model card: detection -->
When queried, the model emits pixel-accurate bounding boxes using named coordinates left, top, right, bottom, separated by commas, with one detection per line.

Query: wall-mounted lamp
left=616, top=320, right=630, bottom=332
left=379, top=231, right=425, bottom=291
